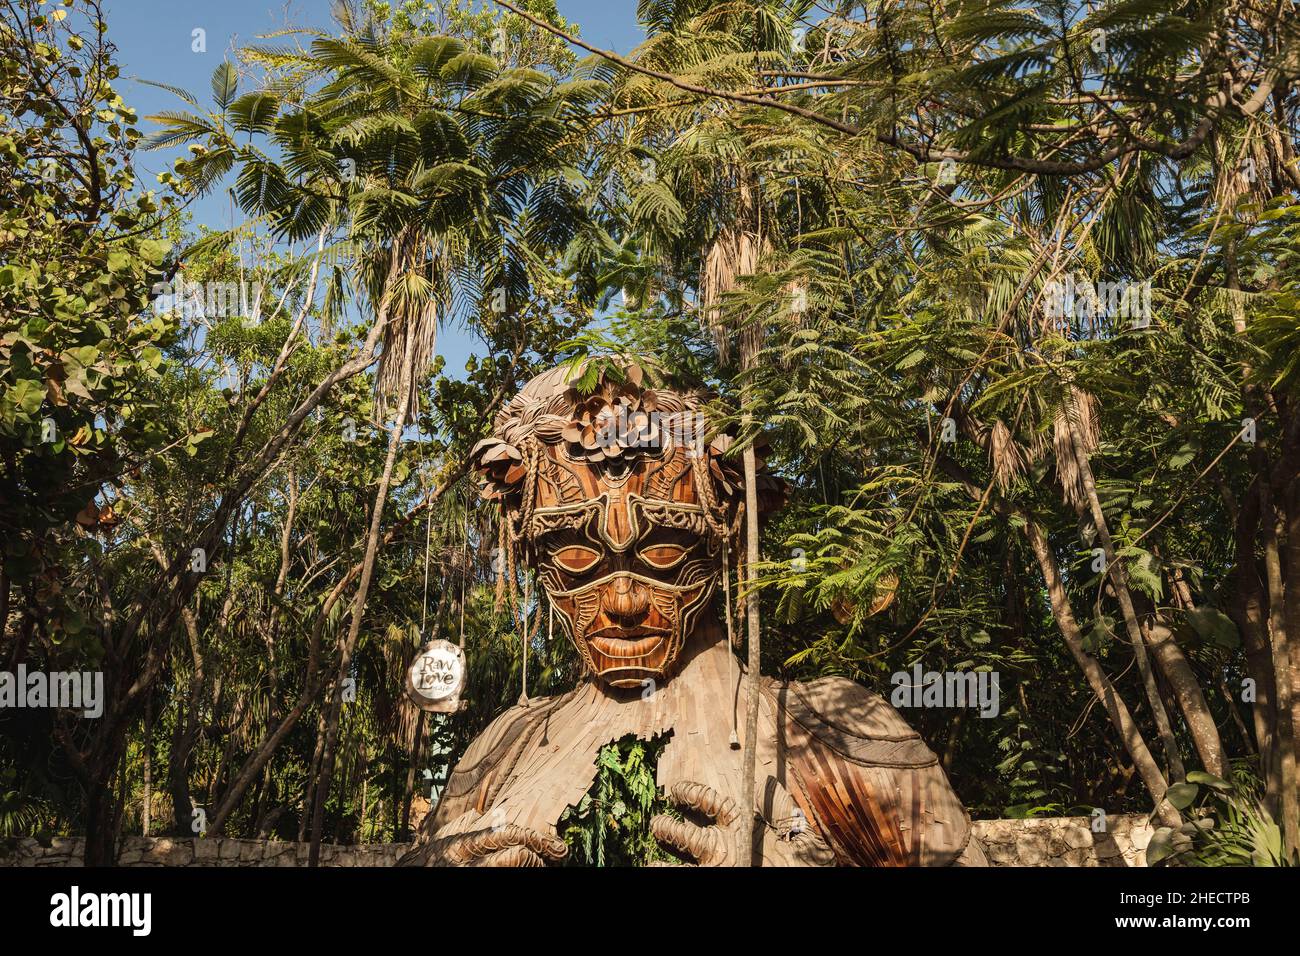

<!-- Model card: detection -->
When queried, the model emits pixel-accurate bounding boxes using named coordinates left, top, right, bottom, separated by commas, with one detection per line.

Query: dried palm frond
left=697, top=178, right=769, bottom=365
left=377, top=297, right=438, bottom=425
left=783, top=279, right=807, bottom=326
left=1214, top=128, right=1269, bottom=214
left=989, top=418, right=1026, bottom=489
left=1053, top=386, right=1100, bottom=509
left=699, top=227, right=768, bottom=363
left=375, top=236, right=446, bottom=425
left=1025, top=422, right=1052, bottom=465
left=1053, top=415, right=1082, bottom=509
left=375, top=623, right=425, bottom=751
left=1070, top=386, right=1100, bottom=454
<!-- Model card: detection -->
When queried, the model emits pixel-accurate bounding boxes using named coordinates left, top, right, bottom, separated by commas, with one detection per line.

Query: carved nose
left=601, top=576, right=650, bottom=625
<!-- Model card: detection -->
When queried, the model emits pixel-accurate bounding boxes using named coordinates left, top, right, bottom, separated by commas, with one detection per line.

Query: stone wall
left=2, top=815, right=1152, bottom=867
left=1, top=836, right=408, bottom=867
left=971, top=814, right=1153, bottom=867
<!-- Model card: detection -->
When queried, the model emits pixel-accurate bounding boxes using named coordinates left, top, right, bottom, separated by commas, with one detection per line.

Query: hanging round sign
left=405, top=639, right=466, bottom=714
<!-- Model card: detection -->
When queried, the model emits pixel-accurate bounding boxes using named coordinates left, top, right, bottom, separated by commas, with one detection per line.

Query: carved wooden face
left=474, top=363, right=774, bottom=690
left=530, top=437, right=718, bottom=689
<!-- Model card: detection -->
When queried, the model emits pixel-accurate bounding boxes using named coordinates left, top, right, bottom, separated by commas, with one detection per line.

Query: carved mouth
left=586, top=627, right=669, bottom=659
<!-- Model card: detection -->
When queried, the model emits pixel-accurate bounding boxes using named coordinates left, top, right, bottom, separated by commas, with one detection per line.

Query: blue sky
left=104, top=0, right=646, bottom=374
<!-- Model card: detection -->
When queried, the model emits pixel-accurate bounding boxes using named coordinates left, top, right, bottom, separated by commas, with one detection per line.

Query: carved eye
left=639, top=544, right=686, bottom=569
left=554, top=546, right=600, bottom=574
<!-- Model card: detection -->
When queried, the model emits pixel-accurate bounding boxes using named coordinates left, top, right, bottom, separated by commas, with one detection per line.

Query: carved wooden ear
left=755, top=472, right=789, bottom=515
left=471, top=436, right=524, bottom=501
left=705, top=434, right=785, bottom=516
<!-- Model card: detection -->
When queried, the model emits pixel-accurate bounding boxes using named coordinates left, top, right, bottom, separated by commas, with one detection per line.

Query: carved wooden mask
left=472, top=361, right=779, bottom=689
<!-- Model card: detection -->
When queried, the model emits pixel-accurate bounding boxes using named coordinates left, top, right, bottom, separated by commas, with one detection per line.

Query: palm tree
left=146, top=3, right=600, bottom=860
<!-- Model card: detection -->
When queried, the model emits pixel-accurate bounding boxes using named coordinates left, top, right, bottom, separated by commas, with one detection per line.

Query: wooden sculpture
left=402, top=359, right=986, bottom=867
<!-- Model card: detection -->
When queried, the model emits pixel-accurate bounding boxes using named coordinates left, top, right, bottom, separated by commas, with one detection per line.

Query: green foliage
left=0, top=0, right=184, bottom=638
left=1148, top=767, right=1296, bottom=868
left=558, top=734, right=675, bottom=866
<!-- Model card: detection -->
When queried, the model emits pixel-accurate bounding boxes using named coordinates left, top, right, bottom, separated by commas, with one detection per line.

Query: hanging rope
left=504, top=520, right=520, bottom=620
left=420, top=503, right=433, bottom=636
left=520, top=574, right=530, bottom=704
left=494, top=516, right=507, bottom=611
left=458, top=492, right=468, bottom=648
left=517, top=570, right=543, bottom=705
left=690, top=451, right=729, bottom=543
left=419, top=399, right=433, bottom=639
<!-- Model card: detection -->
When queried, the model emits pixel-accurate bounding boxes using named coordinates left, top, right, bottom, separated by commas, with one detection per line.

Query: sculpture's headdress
left=471, top=357, right=782, bottom=547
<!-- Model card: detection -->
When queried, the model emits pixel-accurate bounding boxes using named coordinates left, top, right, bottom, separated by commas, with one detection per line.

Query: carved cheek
left=549, top=596, right=581, bottom=642
left=677, top=583, right=710, bottom=620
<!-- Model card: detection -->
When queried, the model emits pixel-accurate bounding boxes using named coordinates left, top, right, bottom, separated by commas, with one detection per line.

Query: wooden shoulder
left=782, top=675, right=939, bottom=766
left=429, top=692, right=569, bottom=830
left=770, top=677, right=976, bottom=867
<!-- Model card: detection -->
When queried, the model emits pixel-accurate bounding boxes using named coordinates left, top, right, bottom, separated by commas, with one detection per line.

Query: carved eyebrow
left=531, top=498, right=709, bottom=539
left=531, top=503, right=601, bottom=533
left=633, top=499, right=709, bottom=536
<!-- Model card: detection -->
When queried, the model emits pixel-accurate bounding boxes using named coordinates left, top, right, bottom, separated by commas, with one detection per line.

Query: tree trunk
left=1281, top=422, right=1300, bottom=857
left=1143, top=621, right=1228, bottom=777
left=400, top=710, right=426, bottom=841
left=1226, top=240, right=1297, bottom=843
left=1260, top=486, right=1299, bottom=851
left=1023, top=517, right=1181, bottom=826
left=1231, top=478, right=1285, bottom=821
left=308, top=314, right=421, bottom=865
left=168, top=705, right=198, bottom=835
left=83, top=779, right=117, bottom=866
left=299, top=706, right=329, bottom=842
left=142, top=697, right=152, bottom=837
left=1063, top=403, right=1189, bottom=780
left=737, top=441, right=763, bottom=865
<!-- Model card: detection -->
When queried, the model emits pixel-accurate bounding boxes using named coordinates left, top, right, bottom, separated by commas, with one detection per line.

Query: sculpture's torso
left=410, top=629, right=982, bottom=866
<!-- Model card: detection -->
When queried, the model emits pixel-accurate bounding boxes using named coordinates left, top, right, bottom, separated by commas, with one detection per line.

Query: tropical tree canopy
left=2, top=0, right=1298, bottom=869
